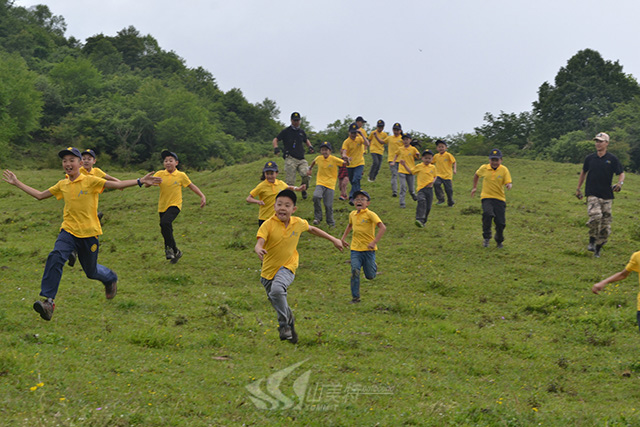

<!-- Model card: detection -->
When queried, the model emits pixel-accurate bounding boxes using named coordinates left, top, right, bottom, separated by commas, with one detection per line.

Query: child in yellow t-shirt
left=392, top=133, right=420, bottom=208
left=2, top=147, right=161, bottom=321
left=402, top=150, right=437, bottom=228
left=385, top=123, right=404, bottom=197
left=592, top=250, right=640, bottom=332
left=307, top=142, right=346, bottom=226
left=247, top=161, right=305, bottom=226
left=255, top=189, right=343, bottom=343
left=153, top=150, right=206, bottom=264
left=432, top=140, right=457, bottom=207
left=340, top=190, right=386, bottom=303
left=368, top=119, right=388, bottom=182
left=471, top=149, right=512, bottom=248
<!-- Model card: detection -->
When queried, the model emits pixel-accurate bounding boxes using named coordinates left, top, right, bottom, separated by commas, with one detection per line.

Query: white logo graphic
left=245, top=359, right=311, bottom=410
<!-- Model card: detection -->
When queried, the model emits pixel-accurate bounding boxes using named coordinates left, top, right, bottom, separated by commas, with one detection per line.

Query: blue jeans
left=41, top=229, right=118, bottom=299
left=350, top=250, right=377, bottom=299
left=347, top=165, right=364, bottom=200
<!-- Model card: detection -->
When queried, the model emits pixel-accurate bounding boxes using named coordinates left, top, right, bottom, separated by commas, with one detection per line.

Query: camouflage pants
left=586, top=196, right=613, bottom=245
left=284, top=156, right=309, bottom=188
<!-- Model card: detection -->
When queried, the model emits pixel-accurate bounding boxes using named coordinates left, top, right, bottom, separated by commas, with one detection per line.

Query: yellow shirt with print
left=432, top=152, right=456, bottom=180
left=368, top=130, right=388, bottom=155
left=386, top=134, right=404, bottom=163
left=48, top=174, right=105, bottom=238
left=624, top=251, right=640, bottom=310
left=154, top=169, right=192, bottom=212
left=313, top=155, right=345, bottom=190
left=349, top=208, right=382, bottom=251
left=411, top=163, right=437, bottom=191
left=80, top=166, right=106, bottom=179
left=342, top=136, right=366, bottom=168
left=257, top=216, right=309, bottom=280
left=395, top=146, right=420, bottom=175
left=250, top=179, right=289, bottom=220
left=475, top=164, right=512, bottom=202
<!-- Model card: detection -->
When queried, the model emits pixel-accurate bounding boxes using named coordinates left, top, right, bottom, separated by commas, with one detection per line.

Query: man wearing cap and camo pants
left=576, top=132, right=625, bottom=258
left=272, top=112, right=314, bottom=199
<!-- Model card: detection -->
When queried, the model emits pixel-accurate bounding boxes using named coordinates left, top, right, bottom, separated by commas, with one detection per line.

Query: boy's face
left=393, top=129, right=401, bottom=136
left=62, top=155, right=81, bottom=176
left=274, top=196, right=297, bottom=222
left=349, top=132, right=357, bottom=140
left=81, top=154, right=96, bottom=169
left=353, top=195, right=370, bottom=211
left=264, top=170, right=277, bottom=182
left=320, top=147, right=330, bottom=158
left=436, top=144, right=447, bottom=154
left=402, top=137, right=411, bottom=147
left=489, top=157, right=502, bottom=168
left=377, top=126, right=384, bottom=132
left=356, top=120, right=364, bottom=128
left=163, top=156, right=178, bottom=172
left=422, top=154, right=433, bottom=165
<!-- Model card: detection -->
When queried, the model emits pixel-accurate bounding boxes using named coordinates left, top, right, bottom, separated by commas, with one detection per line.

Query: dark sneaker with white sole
left=105, top=281, right=117, bottom=299
left=483, top=239, right=490, bottom=248
left=279, top=325, right=293, bottom=341
left=33, top=298, right=55, bottom=321
left=170, top=249, right=182, bottom=264
left=165, top=247, right=175, bottom=260
left=68, top=250, right=78, bottom=267
left=289, top=316, right=298, bottom=344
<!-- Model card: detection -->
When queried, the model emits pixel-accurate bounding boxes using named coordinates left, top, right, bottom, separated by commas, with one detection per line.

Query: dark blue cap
left=58, top=147, right=82, bottom=159
left=161, top=150, right=179, bottom=161
left=349, top=123, right=359, bottom=133
left=489, top=149, right=502, bottom=159
left=352, top=190, right=371, bottom=201
left=263, top=161, right=279, bottom=172
left=319, top=142, right=332, bottom=151
left=82, top=149, right=96, bottom=158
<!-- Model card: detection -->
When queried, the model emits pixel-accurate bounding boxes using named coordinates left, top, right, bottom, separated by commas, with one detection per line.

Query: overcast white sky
left=14, top=0, right=640, bottom=137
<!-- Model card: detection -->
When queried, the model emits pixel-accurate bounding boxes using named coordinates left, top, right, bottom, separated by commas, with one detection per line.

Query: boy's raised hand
left=141, top=172, right=162, bottom=186
left=2, top=170, right=18, bottom=185
left=341, top=239, right=350, bottom=249
left=332, top=237, right=344, bottom=252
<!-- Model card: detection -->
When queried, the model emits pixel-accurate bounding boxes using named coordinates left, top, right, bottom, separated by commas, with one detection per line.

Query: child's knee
left=351, top=268, right=360, bottom=279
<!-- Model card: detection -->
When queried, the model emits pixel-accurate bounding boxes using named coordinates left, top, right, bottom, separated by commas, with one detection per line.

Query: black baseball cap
left=82, top=149, right=97, bottom=158
left=263, top=161, right=279, bottom=172
left=489, top=149, right=502, bottom=159
left=435, top=140, right=447, bottom=146
left=422, top=149, right=434, bottom=156
left=376, top=119, right=385, bottom=127
left=355, top=116, right=366, bottom=123
left=352, top=190, right=371, bottom=201
left=276, top=189, right=297, bottom=205
left=392, top=122, right=402, bottom=130
left=291, top=112, right=301, bottom=120
left=319, top=142, right=332, bottom=151
left=161, top=150, right=179, bottom=161
left=58, top=147, right=82, bottom=159
left=402, top=133, right=412, bottom=140
left=349, top=123, right=359, bottom=133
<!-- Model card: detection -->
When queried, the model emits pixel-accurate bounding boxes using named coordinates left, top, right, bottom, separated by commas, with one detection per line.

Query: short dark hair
left=276, top=189, right=297, bottom=205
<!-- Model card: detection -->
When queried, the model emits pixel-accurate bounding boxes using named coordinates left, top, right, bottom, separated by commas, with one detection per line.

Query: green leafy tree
left=49, top=56, right=102, bottom=105
left=475, top=111, right=534, bottom=154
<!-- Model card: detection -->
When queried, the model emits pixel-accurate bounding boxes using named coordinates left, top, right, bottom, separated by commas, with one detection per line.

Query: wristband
left=137, top=178, right=142, bottom=187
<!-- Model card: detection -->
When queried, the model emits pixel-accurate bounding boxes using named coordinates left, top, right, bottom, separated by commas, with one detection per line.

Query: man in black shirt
left=576, top=132, right=625, bottom=258
left=272, top=112, right=314, bottom=199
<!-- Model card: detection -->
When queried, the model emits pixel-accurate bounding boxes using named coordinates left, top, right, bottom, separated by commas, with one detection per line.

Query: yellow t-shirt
left=475, top=164, right=512, bottom=202
left=257, top=216, right=309, bottom=280
left=368, top=130, right=388, bottom=155
left=432, top=152, right=456, bottom=180
left=154, top=169, right=192, bottom=212
left=48, top=174, right=105, bottom=238
left=411, top=163, right=437, bottom=191
left=249, top=179, right=289, bottom=220
left=349, top=208, right=382, bottom=251
left=386, top=135, right=404, bottom=163
left=395, top=146, right=420, bottom=175
left=313, top=155, right=345, bottom=189
left=80, top=166, right=106, bottom=179
left=342, top=136, right=366, bottom=168
left=624, top=251, right=640, bottom=310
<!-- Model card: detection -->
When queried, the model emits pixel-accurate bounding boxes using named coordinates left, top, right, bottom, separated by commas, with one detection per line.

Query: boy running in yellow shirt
left=432, top=140, right=456, bottom=207
left=247, top=161, right=305, bottom=226
left=392, top=133, right=420, bottom=208
left=368, top=119, right=388, bottom=182
left=386, top=123, right=404, bottom=197
left=401, top=150, right=437, bottom=227
left=307, top=142, right=346, bottom=226
left=255, top=189, right=343, bottom=343
left=2, top=147, right=161, bottom=321
left=341, top=190, right=386, bottom=303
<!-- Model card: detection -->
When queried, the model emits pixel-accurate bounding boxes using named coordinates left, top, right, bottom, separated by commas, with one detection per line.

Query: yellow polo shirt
left=48, top=174, right=105, bottom=238
left=624, top=251, right=640, bottom=310
left=154, top=169, right=192, bottom=212
left=349, top=208, right=382, bottom=251
left=257, top=216, right=309, bottom=280
left=386, top=135, right=404, bottom=163
left=368, top=130, right=388, bottom=155
left=250, top=179, right=289, bottom=220
left=342, top=136, right=366, bottom=168
left=432, top=152, right=456, bottom=180
left=395, top=146, right=420, bottom=175
left=80, top=166, right=106, bottom=179
left=475, top=164, right=512, bottom=202
left=313, top=155, right=345, bottom=189
left=412, top=163, right=437, bottom=191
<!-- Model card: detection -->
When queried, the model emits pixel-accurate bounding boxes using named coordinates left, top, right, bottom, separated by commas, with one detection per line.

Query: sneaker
left=302, top=191, right=308, bottom=200
left=170, top=249, right=183, bottom=264
left=482, top=239, right=490, bottom=248
left=497, top=242, right=504, bottom=249
left=436, top=201, right=444, bottom=205
left=165, top=247, right=175, bottom=260
left=587, top=237, right=596, bottom=252
left=313, top=219, right=320, bottom=225
left=68, top=250, right=78, bottom=267
left=350, top=297, right=361, bottom=304
left=411, top=193, right=417, bottom=201
left=400, top=205, right=406, bottom=209
left=339, top=196, right=346, bottom=201
left=392, top=193, right=397, bottom=197
left=104, top=281, right=117, bottom=299
left=367, top=178, right=374, bottom=182
left=448, top=201, right=455, bottom=207
left=289, top=316, right=298, bottom=344
left=415, top=220, right=425, bottom=228
left=33, top=298, right=55, bottom=321
left=594, top=244, right=602, bottom=258
left=349, top=200, right=354, bottom=206
left=97, top=211, right=104, bottom=221
left=279, top=325, right=293, bottom=341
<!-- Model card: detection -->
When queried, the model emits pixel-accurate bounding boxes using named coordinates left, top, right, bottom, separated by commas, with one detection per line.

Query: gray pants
left=313, top=186, right=335, bottom=225
left=284, top=156, right=310, bottom=188
left=389, top=162, right=399, bottom=195
left=260, top=267, right=295, bottom=328
left=434, top=177, right=454, bottom=205
left=416, top=186, right=433, bottom=224
left=398, top=173, right=415, bottom=207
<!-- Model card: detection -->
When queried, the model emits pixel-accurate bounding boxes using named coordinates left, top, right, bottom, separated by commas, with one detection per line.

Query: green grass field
left=1, top=155, right=640, bottom=426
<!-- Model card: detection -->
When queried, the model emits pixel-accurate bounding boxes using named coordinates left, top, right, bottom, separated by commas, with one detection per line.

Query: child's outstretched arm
left=367, top=221, right=387, bottom=250
left=308, top=226, right=344, bottom=251
left=287, top=184, right=306, bottom=192
left=470, top=174, right=480, bottom=197
left=3, top=170, right=52, bottom=200
left=453, top=161, right=457, bottom=174
left=104, top=173, right=121, bottom=182
left=105, top=172, right=161, bottom=190
left=340, top=224, right=353, bottom=248
left=255, top=237, right=267, bottom=260
left=307, top=161, right=316, bottom=176
left=246, top=194, right=265, bottom=205
left=592, top=269, right=630, bottom=294
left=188, top=183, right=206, bottom=208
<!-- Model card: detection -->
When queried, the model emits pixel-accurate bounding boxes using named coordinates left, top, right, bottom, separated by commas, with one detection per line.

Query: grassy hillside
left=1, top=155, right=639, bottom=426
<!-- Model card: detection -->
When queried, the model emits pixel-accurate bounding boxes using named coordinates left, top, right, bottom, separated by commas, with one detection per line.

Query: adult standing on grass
left=341, top=123, right=370, bottom=204
left=471, top=149, right=512, bottom=249
left=272, top=112, right=314, bottom=200
left=576, top=132, right=625, bottom=258
left=2, top=147, right=162, bottom=321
